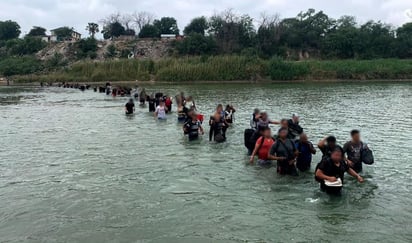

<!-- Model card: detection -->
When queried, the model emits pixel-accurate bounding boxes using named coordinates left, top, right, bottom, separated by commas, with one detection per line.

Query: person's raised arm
left=310, top=142, right=317, bottom=154
left=347, top=167, right=364, bottom=183
left=249, top=137, right=262, bottom=163
left=318, top=137, right=327, bottom=149
left=270, top=120, right=281, bottom=125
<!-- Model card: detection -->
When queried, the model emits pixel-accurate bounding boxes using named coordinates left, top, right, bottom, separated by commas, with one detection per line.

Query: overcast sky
left=1, top=0, right=411, bottom=38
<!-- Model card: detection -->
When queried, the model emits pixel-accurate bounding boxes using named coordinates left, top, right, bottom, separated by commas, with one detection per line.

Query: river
left=0, top=82, right=411, bottom=242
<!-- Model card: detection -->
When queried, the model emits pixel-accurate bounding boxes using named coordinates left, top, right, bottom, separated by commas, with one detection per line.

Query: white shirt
left=156, top=105, right=167, bottom=119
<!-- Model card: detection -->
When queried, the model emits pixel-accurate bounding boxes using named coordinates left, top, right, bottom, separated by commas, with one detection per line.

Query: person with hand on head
left=318, top=136, right=343, bottom=159
left=288, top=113, right=304, bottom=140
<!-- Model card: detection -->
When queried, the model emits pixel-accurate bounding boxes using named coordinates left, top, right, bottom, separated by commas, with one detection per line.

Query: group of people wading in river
left=94, top=83, right=376, bottom=195
left=244, top=109, right=374, bottom=194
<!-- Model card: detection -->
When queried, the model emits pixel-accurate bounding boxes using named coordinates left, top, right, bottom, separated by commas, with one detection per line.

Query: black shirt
left=320, top=145, right=343, bottom=159
left=125, top=102, right=134, bottom=114
left=148, top=99, right=156, bottom=112
left=317, top=158, right=349, bottom=182
left=184, top=119, right=201, bottom=141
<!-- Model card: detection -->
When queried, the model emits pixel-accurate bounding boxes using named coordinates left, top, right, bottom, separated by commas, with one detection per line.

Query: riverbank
left=7, top=57, right=412, bottom=84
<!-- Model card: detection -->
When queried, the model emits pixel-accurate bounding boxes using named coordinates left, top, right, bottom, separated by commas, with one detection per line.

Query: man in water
left=148, top=95, right=156, bottom=112
left=288, top=113, right=304, bottom=140
left=209, top=104, right=228, bottom=142
left=125, top=98, right=135, bottom=115
left=295, top=133, right=316, bottom=172
left=183, top=110, right=204, bottom=141
left=268, top=128, right=299, bottom=176
left=249, top=127, right=275, bottom=166
left=343, top=130, right=368, bottom=173
left=318, top=136, right=343, bottom=159
left=154, top=100, right=168, bottom=120
left=315, top=149, right=364, bottom=194
left=250, top=108, right=261, bottom=130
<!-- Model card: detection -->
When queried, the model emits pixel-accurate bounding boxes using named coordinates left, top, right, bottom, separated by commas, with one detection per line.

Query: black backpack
left=361, top=143, right=374, bottom=165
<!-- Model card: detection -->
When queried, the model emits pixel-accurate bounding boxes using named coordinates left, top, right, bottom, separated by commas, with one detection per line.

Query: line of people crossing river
left=69, top=82, right=375, bottom=196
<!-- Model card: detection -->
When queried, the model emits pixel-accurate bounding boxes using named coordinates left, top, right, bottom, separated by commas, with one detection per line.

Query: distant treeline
left=1, top=8, right=412, bottom=81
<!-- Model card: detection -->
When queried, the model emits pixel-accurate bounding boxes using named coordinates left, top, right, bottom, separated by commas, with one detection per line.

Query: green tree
left=0, top=20, right=21, bottom=40
left=27, top=26, right=46, bottom=37
left=101, top=22, right=125, bottom=39
left=76, top=37, right=98, bottom=59
left=86, top=23, right=99, bottom=38
left=6, top=37, right=47, bottom=56
left=209, top=10, right=256, bottom=53
left=138, top=24, right=160, bottom=38
left=0, top=56, right=43, bottom=76
left=105, top=44, right=116, bottom=58
left=175, top=33, right=217, bottom=55
left=52, top=27, right=73, bottom=41
left=394, top=23, right=412, bottom=58
left=184, top=17, right=208, bottom=35
left=153, top=17, right=179, bottom=35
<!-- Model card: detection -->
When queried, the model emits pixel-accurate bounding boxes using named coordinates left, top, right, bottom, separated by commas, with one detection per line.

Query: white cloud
left=0, top=0, right=411, bottom=38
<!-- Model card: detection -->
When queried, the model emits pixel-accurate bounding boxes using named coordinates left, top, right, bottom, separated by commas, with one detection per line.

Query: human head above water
left=254, top=108, right=260, bottom=115
left=278, top=127, right=288, bottom=139
left=326, top=136, right=337, bottom=147
left=260, top=111, right=268, bottom=120
left=330, top=148, right=343, bottom=162
left=216, top=104, right=223, bottom=112
left=300, top=133, right=308, bottom=142
left=262, top=127, right=272, bottom=137
left=292, top=113, right=299, bottom=123
left=351, top=129, right=361, bottom=143
left=281, top=119, right=288, bottom=128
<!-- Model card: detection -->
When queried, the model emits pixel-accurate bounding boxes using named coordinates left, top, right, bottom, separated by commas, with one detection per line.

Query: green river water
left=0, top=82, right=411, bottom=242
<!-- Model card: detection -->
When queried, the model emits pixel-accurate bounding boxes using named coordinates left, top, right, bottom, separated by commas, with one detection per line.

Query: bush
left=268, top=57, right=310, bottom=80
left=0, top=56, right=43, bottom=76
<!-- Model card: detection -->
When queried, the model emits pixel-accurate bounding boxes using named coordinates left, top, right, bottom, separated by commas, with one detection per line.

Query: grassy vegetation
left=10, top=57, right=412, bottom=83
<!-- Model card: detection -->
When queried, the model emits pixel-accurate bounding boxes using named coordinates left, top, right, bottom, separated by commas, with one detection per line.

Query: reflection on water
left=0, top=82, right=411, bottom=242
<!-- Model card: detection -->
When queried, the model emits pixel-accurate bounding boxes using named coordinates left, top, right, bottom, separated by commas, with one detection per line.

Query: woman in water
left=154, top=99, right=168, bottom=120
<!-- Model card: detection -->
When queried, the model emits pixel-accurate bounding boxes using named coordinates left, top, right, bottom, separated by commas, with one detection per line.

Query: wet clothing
left=165, top=98, right=172, bottom=113
left=316, top=158, right=349, bottom=193
left=257, top=119, right=272, bottom=130
left=177, top=106, right=189, bottom=123
left=155, top=105, right=167, bottom=119
left=148, top=98, right=156, bottom=112
left=255, top=136, right=275, bottom=161
left=209, top=116, right=226, bottom=142
left=287, top=119, right=303, bottom=139
left=125, top=102, right=135, bottom=114
left=225, top=110, right=234, bottom=124
left=250, top=114, right=259, bottom=130
left=184, top=119, right=202, bottom=141
left=270, top=139, right=298, bottom=175
left=295, top=141, right=315, bottom=172
left=343, top=141, right=363, bottom=172
left=320, top=145, right=343, bottom=159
